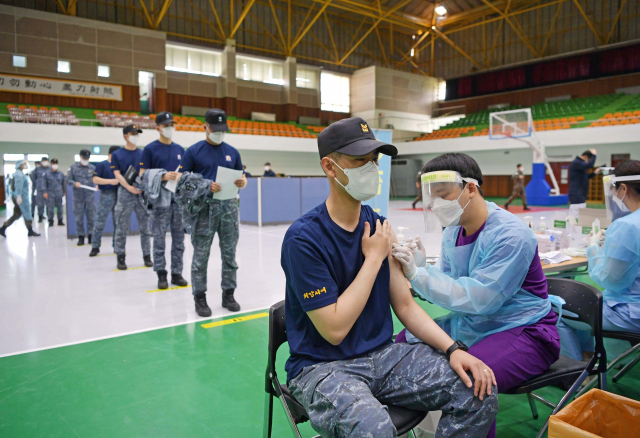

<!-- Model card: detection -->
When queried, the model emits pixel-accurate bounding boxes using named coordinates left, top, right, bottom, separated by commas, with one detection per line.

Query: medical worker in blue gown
left=557, top=159, right=640, bottom=361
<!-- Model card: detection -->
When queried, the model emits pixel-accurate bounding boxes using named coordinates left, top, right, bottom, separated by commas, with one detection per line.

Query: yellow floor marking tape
left=94, top=253, right=116, bottom=257
left=201, top=312, right=269, bottom=329
left=146, top=285, right=190, bottom=293
left=111, top=266, right=151, bottom=272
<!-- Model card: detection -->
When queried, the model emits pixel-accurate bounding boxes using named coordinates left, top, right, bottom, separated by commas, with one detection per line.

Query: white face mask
left=161, top=126, right=174, bottom=139
left=41, top=162, right=49, bottom=167
left=611, top=189, right=629, bottom=213
left=264, top=166, right=271, bottom=172
left=51, top=164, right=59, bottom=171
left=80, top=159, right=89, bottom=166
left=432, top=184, right=472, bottom=227
left=128, top=135, right=139, bottom=146
left=208, top=131, right=225, bottom=144
left=331, top=159, right=379, bottom=202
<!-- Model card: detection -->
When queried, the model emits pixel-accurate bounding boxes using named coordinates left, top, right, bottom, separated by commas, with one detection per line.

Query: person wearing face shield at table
left=139, top=112, right=188, bottom=290
left=178, top=109, right=247, bottom=316
left=0, top=160, right=41, bottom=237
left=111, top=124, right=153, bottom=270
left=392, top=153, right=562, bottom=438
left=556, top=160, right=640, bottom=362
left=67, top=149, right=97, bottom=246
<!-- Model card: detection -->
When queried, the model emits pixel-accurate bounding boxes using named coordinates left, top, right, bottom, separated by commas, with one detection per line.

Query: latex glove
left=391, top=243, right=418, bottom=281
left=590, top=230, right=602, bottom=247
left=16, top=195, right=22, bottom=205
left=410, top=235, right=427, bottom=267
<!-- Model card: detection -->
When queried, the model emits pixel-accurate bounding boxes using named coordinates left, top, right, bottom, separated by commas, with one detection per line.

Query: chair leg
left=263, top=392, right=274, bottom=438
left=527, top=393, right=539, bottom=420
left=613, top=350, right=640, bottom=383
left=273, top=374, right=304, bottom=438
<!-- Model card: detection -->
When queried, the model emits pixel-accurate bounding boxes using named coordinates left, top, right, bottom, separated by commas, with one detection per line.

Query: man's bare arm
left=308, top=220, right=390, bottom=346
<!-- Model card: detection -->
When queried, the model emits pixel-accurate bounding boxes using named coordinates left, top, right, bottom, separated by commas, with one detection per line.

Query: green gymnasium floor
left=1, top=274, right=638, bottom=438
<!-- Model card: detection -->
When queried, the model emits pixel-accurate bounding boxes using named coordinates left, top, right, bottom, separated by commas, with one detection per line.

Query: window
left=13, top=55, right=26, bottom=68
left=438, top=81, right=446, bottom=101
left=57, top=60, right=70, bottom=73
left=236, top=56, right=284, bottom=85
left=98, top=65, right=110, bottom=78
left=165, top=44, right=221, bottom=76
left=321, top=72, right=350, bottom=113
left=296, top=67, right=319, bottom=89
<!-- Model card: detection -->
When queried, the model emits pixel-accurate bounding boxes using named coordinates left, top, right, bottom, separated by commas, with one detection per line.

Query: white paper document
left=79, top=184, right=98, bottom=192
left=164, top=165, right=181, bottom=193
left=539, top=251, right=572, bottom=265
left=213, top=167, right=243, bottom=200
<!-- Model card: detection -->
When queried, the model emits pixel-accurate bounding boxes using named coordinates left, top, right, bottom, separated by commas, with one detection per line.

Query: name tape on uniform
left=201, top=312, right=269, bottom=329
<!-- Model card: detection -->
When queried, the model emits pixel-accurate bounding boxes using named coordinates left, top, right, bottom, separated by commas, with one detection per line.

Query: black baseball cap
left=205, top=109, right=228, bottom=132
left=108, top=146, right=121, bottom=154
left=80, top=149, right=91, bottom=159
left=123, top=124, right=143, bottom=135
left=318, top=117, right=397, bottom=159
left=51, top=158, right=59, bottom=164
left=155, top=111, right=174, bottom=126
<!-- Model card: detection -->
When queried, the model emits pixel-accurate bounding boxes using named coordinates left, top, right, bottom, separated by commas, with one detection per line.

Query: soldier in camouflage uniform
left=178, top=109, right=246, bottom=316
left=67, top=149, right=97, bottom=245
left=30, top=161, right=40, bottom=218
left=139, top=112, right=188, bottom=289
left=112, top=124, right=152, bottom=270
left=44, top=158, right=65, bottom=226
left=89, top=146, right=121, bottom=257
left=34, top=158, right=49, bottom=222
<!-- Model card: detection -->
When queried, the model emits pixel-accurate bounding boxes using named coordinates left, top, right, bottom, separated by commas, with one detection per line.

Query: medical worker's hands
left=590, top=230, right=603, bottom=247
left=361, top=219, right=390, bottom=264
left=391, top=244, right=417, bottom=280
left=407, top=235, right=427, bottom=267
left=449, top=350, right=496, bottom=400
left=16, top=196, right=22, bottom=205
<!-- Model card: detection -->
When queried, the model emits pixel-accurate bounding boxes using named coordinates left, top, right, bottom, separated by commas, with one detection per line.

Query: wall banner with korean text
left=0, top=75, right=122, bottom=101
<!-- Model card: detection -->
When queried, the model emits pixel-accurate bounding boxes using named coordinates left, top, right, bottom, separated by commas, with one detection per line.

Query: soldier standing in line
left=30, top=161, right=40, bottom=218
left=67, top=150, right=97, bottom=245
left=179, top=109, right=246, bottom=316
left=139, top=112, right=188, bottom=290
left=112, top=124, right=152, bottom=270
left=89, top=146, right=121, bottom=257
left=504, top=163, right=531, bottom=211
left=34, top=157, right=50, bottom=222
left=43, top=158, right=66, bottom=226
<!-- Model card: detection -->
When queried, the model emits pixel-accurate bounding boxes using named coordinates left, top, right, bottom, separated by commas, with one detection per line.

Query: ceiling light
left=410, top=48, right=415, bottom=57
left=435, top=6, right=447, bottom=16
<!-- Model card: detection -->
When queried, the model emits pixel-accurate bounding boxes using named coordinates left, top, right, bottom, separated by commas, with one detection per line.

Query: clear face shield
left=421, top=171, right=478, bottom=232
left=603, top=174, right=640, bottom=221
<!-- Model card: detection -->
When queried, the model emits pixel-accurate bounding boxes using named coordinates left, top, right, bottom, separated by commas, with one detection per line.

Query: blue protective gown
left=11, top=165, right=33, bottom=221
left=409, top=201, right=554, bottom=346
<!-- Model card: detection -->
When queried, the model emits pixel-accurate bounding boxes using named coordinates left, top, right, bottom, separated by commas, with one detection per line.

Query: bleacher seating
left=412, top=93, right=640, bottom=141
left=227, top=119, right=319, bottom=138
left=95, top=110, right=155, bottom=129
left=8, top=105, right=78, bottom=125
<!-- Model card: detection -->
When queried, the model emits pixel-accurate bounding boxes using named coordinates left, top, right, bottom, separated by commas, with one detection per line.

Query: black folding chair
left=502, top=278, right=607, bottom=438
left=263, top=300, right=428, bottom=438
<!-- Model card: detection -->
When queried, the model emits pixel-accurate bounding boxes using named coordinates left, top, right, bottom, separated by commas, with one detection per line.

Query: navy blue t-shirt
left=282, top=203, right=392, bottom=381
left=179, top=140, right=243, bottom=180
left=140, top=140, right=185, bottom=171
left=111, top=147, right=143, bottom=174
left=94, top=160, right=116, bottom=191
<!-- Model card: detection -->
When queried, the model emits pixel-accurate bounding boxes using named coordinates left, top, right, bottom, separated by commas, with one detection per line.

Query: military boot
left=58, top=219, right=64, bottom=226
left=48, top=220, right=54, bottom=226
left=143, top=254, right=153, bottom=267
left=89, top=247, right=99, bottom=257
left=157, top=270, right=168, bottom=289
left=77, top=236, right=85, bottom=246
left=194, top=293, right=212, bottom=317
left=222, top=289, right=241, bottom=312
left=117, top=254, right=127, bottom=270
left=27, top=227, right=41, bottom=237
left=38, top=217, right=44, bottom=223
left=171, top=274, right=188, bottom=287
left=0, top=225, right=7, bottom=237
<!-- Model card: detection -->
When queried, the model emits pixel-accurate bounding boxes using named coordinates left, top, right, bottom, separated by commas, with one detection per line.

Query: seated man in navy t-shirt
left=281, top=118, right=498, bottom=438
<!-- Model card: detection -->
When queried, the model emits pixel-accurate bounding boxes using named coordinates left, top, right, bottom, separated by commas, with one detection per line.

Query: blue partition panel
left=65, top=186, right=140, bottom=239
left=261, top=178, right=301, bottom=224
left=301, top=178, right=330, bottom=215
left=239, top=177, right=259, bottom=224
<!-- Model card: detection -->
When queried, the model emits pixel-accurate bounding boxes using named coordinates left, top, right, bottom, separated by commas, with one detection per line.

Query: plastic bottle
left=592, top=218, right=600, bottom=235
left=524, top=216, right=534, bottom=229
left=539, top=217, right=548, bottom=232
left=397, top=227, right=409, bottom=245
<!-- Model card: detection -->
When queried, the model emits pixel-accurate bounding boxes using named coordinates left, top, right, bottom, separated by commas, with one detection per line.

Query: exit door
left=138, top=71, right=155, bottom=114
left=547, top=161, right=572, bottom=194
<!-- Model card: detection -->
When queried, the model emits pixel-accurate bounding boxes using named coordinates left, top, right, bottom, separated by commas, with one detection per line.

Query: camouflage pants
left=151, top=201, right=185, bottom=274
left=190, top=199, right=239, bottom=295
left=73, top=195, right=96, bottom=236
left=92, top=190, right=117, bottom=250
left=34, top=194, right=47, bottom=219
left=289, top=342, right=498, bottom=438
left=114, top=186, right=151, bottom=256
left=47, top=194, right=64, bottom=220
